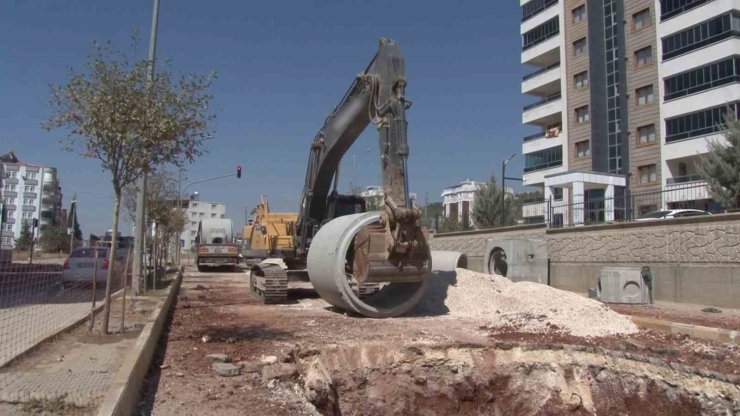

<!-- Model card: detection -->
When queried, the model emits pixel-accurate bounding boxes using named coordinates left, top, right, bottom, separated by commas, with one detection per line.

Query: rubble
left=262, top=363, right=298, bottom=382
left=213, top=362, right=242, bottom=377
left=205, top=353, right=231, bottom=363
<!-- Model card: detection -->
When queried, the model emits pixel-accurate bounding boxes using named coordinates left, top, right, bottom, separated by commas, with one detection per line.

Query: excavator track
left=250, top=264, right=288, bottom=304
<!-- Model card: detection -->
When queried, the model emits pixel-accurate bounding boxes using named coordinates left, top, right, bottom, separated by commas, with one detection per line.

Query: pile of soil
left=415, top=269, right=637, bottom=337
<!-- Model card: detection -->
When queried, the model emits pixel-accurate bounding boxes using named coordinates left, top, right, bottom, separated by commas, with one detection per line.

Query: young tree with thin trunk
left=43, top=34, right=217, bottom=334
left=697, top=108, right=740, bottom=210
left=471, top=175, right=515, bottom=229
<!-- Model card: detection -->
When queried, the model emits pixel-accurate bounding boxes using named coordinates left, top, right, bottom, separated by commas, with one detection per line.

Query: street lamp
left=501, top=153, right=516, bottom=227
left=352, top=148, right=371, bottom=193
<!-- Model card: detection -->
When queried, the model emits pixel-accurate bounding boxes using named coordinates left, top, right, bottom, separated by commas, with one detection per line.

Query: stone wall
left=431, top=213, right=740, bottom=308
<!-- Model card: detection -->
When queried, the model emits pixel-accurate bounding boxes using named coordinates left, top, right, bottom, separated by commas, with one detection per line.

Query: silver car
left=61, top=247, right=127, bottom=287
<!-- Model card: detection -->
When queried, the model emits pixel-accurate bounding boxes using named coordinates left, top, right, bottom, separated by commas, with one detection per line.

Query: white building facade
left=441, top=180, right=484, bottom=229
left=179, top=192, right=226, bottom=252
left=0, top=151, right=63, bottom=248
left=518, top=0, right=732, bottom=225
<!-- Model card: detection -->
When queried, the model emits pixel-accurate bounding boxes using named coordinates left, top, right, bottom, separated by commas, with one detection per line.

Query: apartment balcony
left=522, top=62, right=561, bottom=96
left=523, top=129, right=564, bottom=155
left=522, top=93, right=562, bottom=126
left=660, top=0, right=730, bottom=34
left=664, top=132, right=727, bottom=161
left=663, top=83, right=740, bottom=119
left=522, top=34, right=560, bottom=67
left=521, top=0, right=560, bottom=33
left=664, top=179, right=712, bottom=204
left=522, top=164, right=565, bottom=187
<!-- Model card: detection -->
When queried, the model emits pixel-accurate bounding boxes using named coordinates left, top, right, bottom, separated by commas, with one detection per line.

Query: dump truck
left=196, top=218, right=239, bottom=272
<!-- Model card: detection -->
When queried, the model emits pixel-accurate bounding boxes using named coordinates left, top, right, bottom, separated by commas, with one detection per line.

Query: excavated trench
left=294, top=343, right=740, bottom=416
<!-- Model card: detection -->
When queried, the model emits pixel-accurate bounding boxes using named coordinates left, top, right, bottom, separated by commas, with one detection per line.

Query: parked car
left=61, top=247, right=127, bottom=288
left=636, top=209, right=712, bottom=221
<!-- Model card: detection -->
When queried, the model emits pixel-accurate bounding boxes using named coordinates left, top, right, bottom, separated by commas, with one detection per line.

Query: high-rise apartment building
left=179, top=192, right=226, bottom=253
left=520, top=0, right=730, bottom=223
left=0, top=151, right=63, bottom=248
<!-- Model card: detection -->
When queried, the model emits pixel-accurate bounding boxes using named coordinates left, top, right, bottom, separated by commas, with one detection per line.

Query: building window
left=664, top=57, right=740, bottom=101
left=576, top=140, right=591, bottom=158
left=634, top=46, right=653, bottom=69
left=524, top=145, right=563, bottom=172
left=190, top=230, right=196, bottom=236
left=572, top=5, right=586, bottom=23
left=191, top=212, right=197, bottom=218
left=574, top=71, right=589, bottom=89
left=636, top=85, right=654, bottom=106
left=191, top=221, right=197, bottom=227
left=4, top=184, right=16, bottom=192
left=575, top=106, right=589, bottom=123
left=22, top=212, right=33, bottom=219
left=662, top=13, right=737, bottom=60
left=553, top=188, right=564, bottom=201
left=211, top=204, right=217, bottom=209
left=191, top=239, right=196, bottom=245
left=26, top=172, right=36, bottom=180
left=24, top=185, right=35, bottom=192
left=573, top=37, right=587, bottom=56
left=221, top=214, right=225, bottom=219
left=22, top=199, right=35, bottom=206
left=638, top=165, right=658, bottom=184
left=199, top=213, right=204, bottom=218
left=210, top=213, right=216, bottom=218
left=637, top=125, right=656, bottom=145
left=522, top=17, right=560, bottom=50
left=633, top=8, right=651, bottom=31
left=3, top=197, right=15, bottom=205
left=3, top=224, right=12, bottom=231
left=7, top=211, right=14, bottom=219
left=665, top=102, right=739, bottom=142
left=3, top=171, right=17, bottom=179
left=661, top=0, right=712, bottom=21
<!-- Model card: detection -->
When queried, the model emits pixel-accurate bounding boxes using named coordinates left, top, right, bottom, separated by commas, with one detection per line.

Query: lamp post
left=352, top=148, right=371, bottom=194
left=501, top=153, right=516, bottom=227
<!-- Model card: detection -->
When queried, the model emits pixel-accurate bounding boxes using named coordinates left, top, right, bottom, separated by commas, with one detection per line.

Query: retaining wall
left=430, top=213, right=740, bottom=308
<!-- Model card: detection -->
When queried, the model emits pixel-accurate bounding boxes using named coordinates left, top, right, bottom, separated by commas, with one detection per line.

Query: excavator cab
left=323, top=192, right=366, bottom=226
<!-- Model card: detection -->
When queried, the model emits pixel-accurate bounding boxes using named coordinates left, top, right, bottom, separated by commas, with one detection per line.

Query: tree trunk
left=101, top=191, right=121, bottom=335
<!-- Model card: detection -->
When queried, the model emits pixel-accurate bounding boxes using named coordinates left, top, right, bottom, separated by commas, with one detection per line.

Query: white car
left=636, top=209, right=712, bottom=221
left=61, top=247, right=127, bottom=287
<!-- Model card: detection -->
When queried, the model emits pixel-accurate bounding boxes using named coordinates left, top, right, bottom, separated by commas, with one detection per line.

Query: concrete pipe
left=307, top=212, right=431, bottom=318
left=430, top=251, right=468, bottom=272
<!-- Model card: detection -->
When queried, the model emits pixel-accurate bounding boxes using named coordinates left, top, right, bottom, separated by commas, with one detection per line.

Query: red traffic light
left=237, top=166, right=242, bottom=179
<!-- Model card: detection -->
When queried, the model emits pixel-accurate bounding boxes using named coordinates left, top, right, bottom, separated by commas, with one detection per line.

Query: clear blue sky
left=1, top=0, right=534, bottom=236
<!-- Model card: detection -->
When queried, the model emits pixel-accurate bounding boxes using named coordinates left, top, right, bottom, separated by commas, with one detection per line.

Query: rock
left=262, top=363, right=298, bottom=382
left=414, top=376, right=427, bottom=385
left=702, top=307, right=722, bottom=314
left=201, top=335, right=212, bottom=343
left=205, top=354, right=231, bottom=363
left=623, top=339, right=647, bottom=351
left=595, top=370, right=609, bottom=383
left=213, top=363, right=242, bottom=377
left=267, top=379, right=277, bottom=389
left=175, top=372, right=185, bottom=378
left=237, top=360, right=267, bottom=373
left=260, top=355, right=278, bottom=365
left=298, top=348, right=320, bottom=359
left=280, top=354, right=294, bottom=363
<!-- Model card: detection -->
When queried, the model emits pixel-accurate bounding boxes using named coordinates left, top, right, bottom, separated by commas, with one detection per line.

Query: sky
left=1, top=0, right=534, bottom=236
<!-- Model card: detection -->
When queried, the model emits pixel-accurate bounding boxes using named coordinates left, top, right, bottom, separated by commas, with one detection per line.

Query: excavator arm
left=296, top=38, right=420, bottom=257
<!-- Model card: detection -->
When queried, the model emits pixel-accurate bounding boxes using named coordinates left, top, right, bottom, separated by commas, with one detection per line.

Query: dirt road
left=136, top=266, right=740, bottom=416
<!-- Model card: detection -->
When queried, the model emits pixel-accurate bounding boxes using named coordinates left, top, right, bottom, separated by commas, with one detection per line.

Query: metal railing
left=523, top=92, right=562, bottom=111
left=666, top=174, right=704, bottom=185
left=523, top=29, right=560, bottom=51
left=661, top=0, right=714, bottom=22
left=522, top=62, right=560, bottom=81
left=520, top=182, right=723, bottom=228
left=522, top=0, right=559, bottom=22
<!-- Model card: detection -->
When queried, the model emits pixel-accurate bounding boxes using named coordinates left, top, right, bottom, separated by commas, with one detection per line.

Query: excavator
left=249, top=38, right=434, bottom=318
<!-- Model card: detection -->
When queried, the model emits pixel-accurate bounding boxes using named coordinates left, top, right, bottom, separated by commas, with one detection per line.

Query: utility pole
left=501, top=153, right=516, bottom=227
left=68, top=197, right=76, bottom=254
left=133, top=0, right=161, bottom=295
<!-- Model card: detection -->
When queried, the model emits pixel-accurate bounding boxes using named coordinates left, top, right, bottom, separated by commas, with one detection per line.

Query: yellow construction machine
left=241, top=195, right=297, bottom=264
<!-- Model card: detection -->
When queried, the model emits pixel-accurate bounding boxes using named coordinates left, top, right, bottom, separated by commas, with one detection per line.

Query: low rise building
left=179, top=192, right=226, bottom=253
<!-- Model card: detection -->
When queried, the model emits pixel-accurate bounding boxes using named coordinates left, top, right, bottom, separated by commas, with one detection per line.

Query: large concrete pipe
left=307, top=212, right=431, bottom=318
left=430, top=251, right=468, bottom=272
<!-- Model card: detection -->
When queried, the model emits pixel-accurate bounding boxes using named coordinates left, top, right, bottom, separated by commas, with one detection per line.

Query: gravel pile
left=416, top=268, right=638, bottom=338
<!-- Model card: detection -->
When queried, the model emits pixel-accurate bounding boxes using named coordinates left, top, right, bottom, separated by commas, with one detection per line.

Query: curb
left=96, top=266, right=184, bottom=416
left=0, top=287, right=125, bottom=369
left=631, top=316, right=740, bottom=345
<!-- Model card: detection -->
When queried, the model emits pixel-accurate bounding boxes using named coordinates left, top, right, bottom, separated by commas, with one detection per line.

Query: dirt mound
left=414, top=269, right=637, bottom=337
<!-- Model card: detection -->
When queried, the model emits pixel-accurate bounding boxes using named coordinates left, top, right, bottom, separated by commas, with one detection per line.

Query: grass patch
left=21, top=394, right=80, bottom=415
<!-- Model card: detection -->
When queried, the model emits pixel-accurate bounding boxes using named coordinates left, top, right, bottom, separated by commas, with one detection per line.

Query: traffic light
left=237, top=166, right=242, bottom=179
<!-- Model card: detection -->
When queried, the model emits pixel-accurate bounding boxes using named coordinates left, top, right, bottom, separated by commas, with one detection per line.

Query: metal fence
left=521, top=182, right=725, bottom=228
left=0, top=243, right=136, bottom=402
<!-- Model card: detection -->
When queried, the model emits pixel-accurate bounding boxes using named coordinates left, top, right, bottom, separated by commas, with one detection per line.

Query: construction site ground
left=136, top=266, right=740, bottom=416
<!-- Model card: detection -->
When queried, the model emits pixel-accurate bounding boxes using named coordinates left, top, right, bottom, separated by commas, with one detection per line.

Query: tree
left=14, top=224, right=32, bottom=251
left=471, top=174, right=516, bottom=229
left=423, top=202, right=444, bottom=230
left=697, top=108, right=740, bottom=210
left=43, top=34, right=217, bottom=334
left=39, top=225, right=70, bottom=253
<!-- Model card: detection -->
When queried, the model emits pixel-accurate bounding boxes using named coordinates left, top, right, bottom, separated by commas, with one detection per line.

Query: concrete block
left=213, top=363, right=241, bottom=377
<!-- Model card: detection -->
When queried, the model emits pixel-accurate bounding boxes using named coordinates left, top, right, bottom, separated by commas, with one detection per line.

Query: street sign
left=67, top=228, right=74, bottom=235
